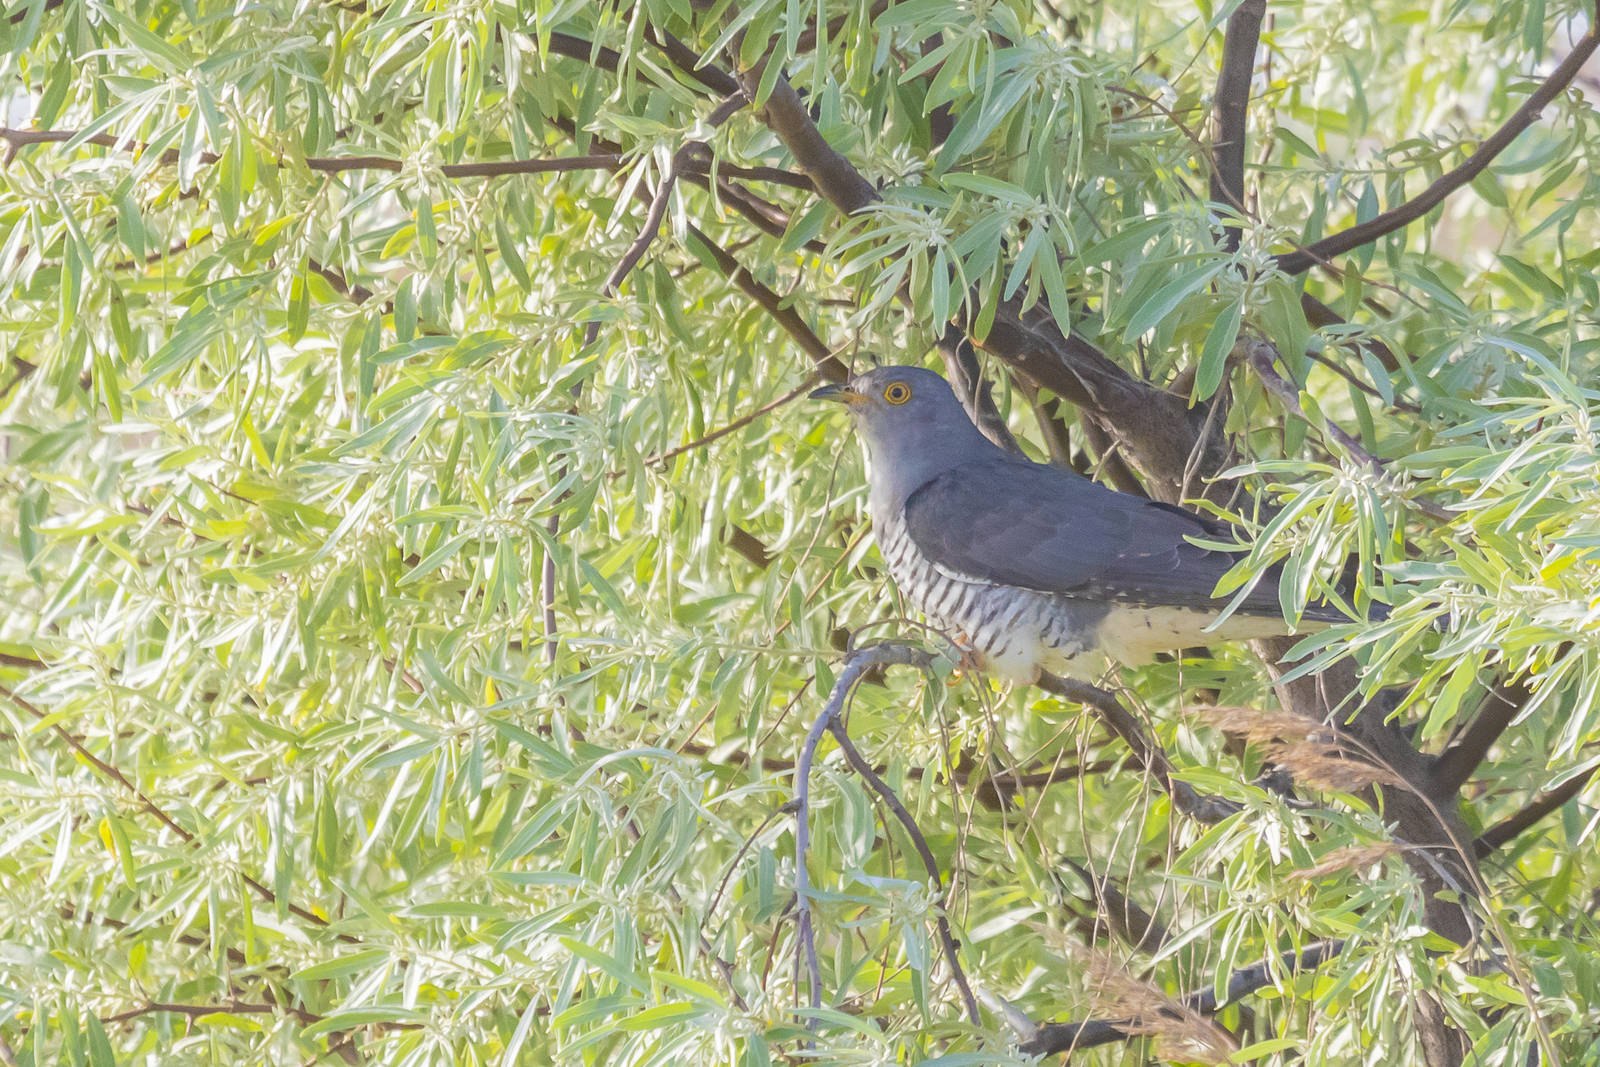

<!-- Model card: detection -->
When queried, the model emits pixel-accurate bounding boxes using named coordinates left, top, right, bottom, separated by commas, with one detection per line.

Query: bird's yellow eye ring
left=883, top=381, right=912, bottom=405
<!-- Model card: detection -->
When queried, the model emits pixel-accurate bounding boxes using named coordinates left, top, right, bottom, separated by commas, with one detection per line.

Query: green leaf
left=291, top=949, right=393, bottom=982
left=1121, top=263, right=1223, bottom=342
left=1193, top=299, right=1242, bottom=401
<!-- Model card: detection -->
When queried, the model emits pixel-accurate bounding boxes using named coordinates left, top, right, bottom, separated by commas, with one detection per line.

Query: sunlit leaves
left=1, top=0, right=1599, bottom=1064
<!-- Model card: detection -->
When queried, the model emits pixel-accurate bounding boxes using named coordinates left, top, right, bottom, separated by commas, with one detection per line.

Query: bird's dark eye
left=883, top=381, right=912, bottom=405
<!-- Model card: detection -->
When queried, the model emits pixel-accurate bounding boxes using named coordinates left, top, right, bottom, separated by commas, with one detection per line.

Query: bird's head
left=811, top=365, right=999, bottom=502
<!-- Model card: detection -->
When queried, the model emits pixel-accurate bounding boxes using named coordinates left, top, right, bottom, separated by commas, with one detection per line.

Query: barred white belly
left=876, top=510, right=1104, bottom=682
left=874, top=510, right=1300, bottom=683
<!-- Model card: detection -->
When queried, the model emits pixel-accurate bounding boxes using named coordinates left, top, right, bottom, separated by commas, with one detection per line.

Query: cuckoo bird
left=813, top=365, right=1355, bottom=683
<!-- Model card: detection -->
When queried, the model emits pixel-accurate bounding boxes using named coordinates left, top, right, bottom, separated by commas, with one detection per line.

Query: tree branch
left=1247, top=339, right=1387, bottom=461
left=827, top=713, right=982, bottom=1024
left=1209, top=0, right=1267, bottom=250
left=586, top=90, right=750, bottom=347
left=793, top=644, right=935, bottom=1022
left=644, top=25, right=742, bottom=97
left=0, top=126, right=811, bottom=192
left=934, top=326, right=1023, bottom=454
left=1061, top=856, right=1169, bottom=952
left=308, top=257, right=376, bottom=306
left=5, top=0, right=64, bottom=26
left=1034, top=672, right=1240, bottom=823
left=744, top=71, right=1217, bottom=497
left=1020, top=940, right=1345, bottom=1055
left=1430, top=679, right=1533, bottom=797
left=640, top=377, right=820, bottom=469
left=1272, top=25, right=1600, bottom=276
left=1475, top=765, right=1598, bottom=856
left=723, top=524, right=775, bottom=568
left=1, top=681, right=356, bottom=941
left=683, top=223, right=848, bottom=381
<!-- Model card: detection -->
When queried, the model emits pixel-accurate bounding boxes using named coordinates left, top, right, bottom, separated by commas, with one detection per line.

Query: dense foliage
left=2, top=0, right=1599, bottom=1063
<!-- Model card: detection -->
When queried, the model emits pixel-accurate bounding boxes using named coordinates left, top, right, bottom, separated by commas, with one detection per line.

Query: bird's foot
left=946, top=637, right=985, bottom=684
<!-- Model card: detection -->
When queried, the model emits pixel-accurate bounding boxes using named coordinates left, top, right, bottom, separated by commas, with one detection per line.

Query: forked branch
left=794, top=644, right=975, bottom=1025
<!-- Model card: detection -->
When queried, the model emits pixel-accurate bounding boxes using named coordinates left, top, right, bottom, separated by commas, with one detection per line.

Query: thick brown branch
left=546, top=30, right=622, bottom=72
left=1272, top=27, right=1600, bottom=275
left=746, top=70, right=1217, bottom=497
left=746, top=75, right=880, bottom=214
left=723, top=525, right=775, bottom=568
left=1209, top=0, right=1266, bottom=250
left=1062, top=856, right=1169, bottom=952
left=644, top=26, right=742, bottom=97
left=1430, top=679, right=1532, bottom=797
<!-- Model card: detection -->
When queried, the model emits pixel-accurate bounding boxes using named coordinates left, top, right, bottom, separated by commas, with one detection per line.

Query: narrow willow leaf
left=1194, top=299, right=1242, bottom=402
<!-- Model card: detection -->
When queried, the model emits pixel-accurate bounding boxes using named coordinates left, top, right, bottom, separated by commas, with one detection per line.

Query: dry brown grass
left=1290, top=842, right=1403, bottom=881
left=1195, top=705, right=1406, bottom=792
left=1034, top=925, right=1238, bottom=1064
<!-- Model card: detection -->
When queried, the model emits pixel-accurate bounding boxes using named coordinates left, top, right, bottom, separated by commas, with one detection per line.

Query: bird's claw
left=946, top=638, right=984, bottom=684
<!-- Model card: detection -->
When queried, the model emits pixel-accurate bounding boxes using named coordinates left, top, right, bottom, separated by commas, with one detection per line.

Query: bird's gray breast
left=876, top=503, right=1109, bottom=682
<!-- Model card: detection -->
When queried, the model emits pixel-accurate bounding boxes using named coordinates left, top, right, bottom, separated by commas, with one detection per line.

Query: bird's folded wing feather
left=901, top=458, right=1293, bottom=615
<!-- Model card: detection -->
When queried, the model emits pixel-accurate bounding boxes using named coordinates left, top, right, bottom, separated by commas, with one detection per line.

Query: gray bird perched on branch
left=813, top=365, right=1355, bottom=683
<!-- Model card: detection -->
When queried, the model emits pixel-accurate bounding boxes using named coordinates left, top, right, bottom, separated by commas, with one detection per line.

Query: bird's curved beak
left=810, top=382, right=865, bottom=407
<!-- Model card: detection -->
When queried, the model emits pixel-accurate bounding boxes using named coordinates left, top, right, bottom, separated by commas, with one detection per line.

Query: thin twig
left=639, top=377, right=819, bottom=470
left=584, top=89, right=748, bottom=347
left=1, top=681, right=356, bottom=940
left=1272, top=24, right=1600, bottom=275
left=684, top=222, right=849, bottom=381
left=0, top=126, right=809, bottom=190
left=1247, top=341, right=1452, bottom=520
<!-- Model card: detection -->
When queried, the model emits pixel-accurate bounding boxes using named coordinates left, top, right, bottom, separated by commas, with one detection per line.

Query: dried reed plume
left=1291, top=842, right=1403, bottom=881
left=1195, top=705, right=1405, bottom=792
left=1034, top=925, right=1238, bottom=1064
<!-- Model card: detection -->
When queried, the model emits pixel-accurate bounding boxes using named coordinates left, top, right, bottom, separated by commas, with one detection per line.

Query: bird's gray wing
left=901, top=457, right=1295, bottom=615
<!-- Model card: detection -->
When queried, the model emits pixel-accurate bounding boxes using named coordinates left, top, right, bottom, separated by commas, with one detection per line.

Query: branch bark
left=1430, top=679, right=1533, bottom=798
left=745, top=72, right=1220, bottom=499
left=792, top=644, right=938, bottom=1021
left=684, top=223, right=847, bottom=381
left=1209, top=0, right=1267, bottom=250
left=1258, top=655, right=1480, bottom=947
left=827, top=712, right=982, bottom=1023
